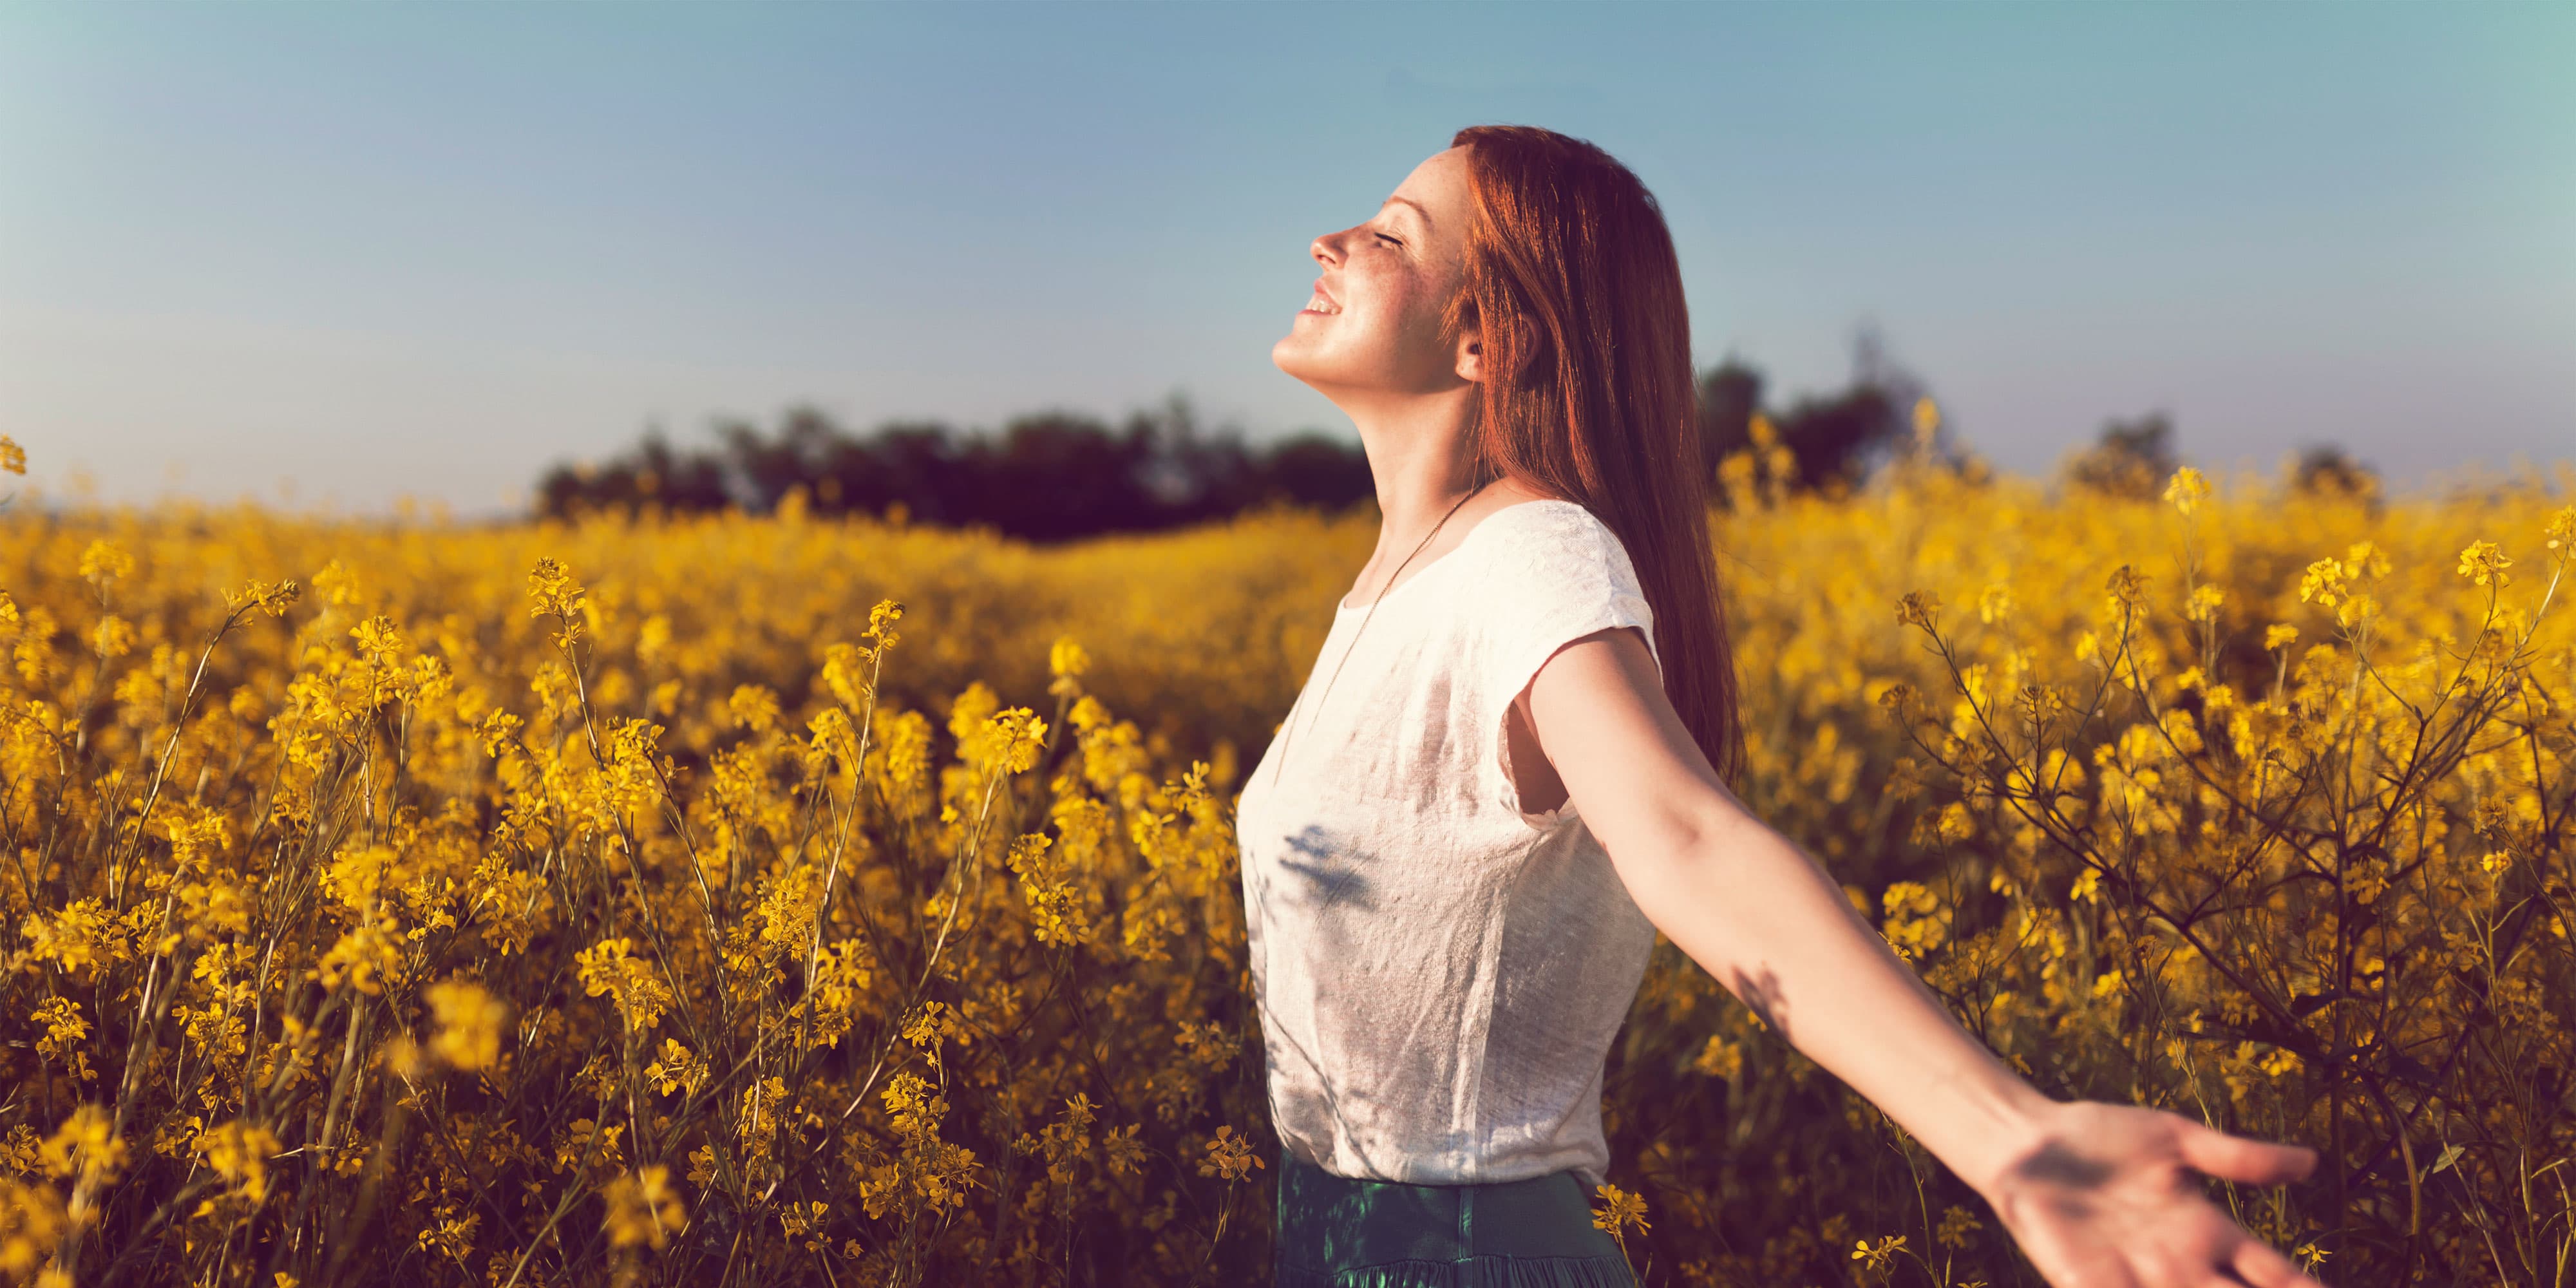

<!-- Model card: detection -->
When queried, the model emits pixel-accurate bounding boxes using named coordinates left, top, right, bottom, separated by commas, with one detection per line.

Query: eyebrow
left=1380, top=195, right=1433, bottom=231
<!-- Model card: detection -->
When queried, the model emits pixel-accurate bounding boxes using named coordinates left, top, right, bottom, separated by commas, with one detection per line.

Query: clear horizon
left=3, top=1, right=2569, bottom=516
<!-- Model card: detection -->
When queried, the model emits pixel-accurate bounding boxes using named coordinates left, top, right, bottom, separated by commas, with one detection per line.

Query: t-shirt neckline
left=1334, top=498, right=1584, bottom=617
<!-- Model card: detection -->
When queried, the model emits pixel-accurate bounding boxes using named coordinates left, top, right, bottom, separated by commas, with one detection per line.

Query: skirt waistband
left=1271, top=1147, right=1636, bottom=1273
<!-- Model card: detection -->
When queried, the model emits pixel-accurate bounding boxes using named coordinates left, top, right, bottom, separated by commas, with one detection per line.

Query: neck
left=1341, top=386, right=1487, bottom=557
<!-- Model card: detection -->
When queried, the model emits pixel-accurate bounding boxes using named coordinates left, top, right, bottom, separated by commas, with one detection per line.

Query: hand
left=1976, top=1099, right=2325, bottom=1288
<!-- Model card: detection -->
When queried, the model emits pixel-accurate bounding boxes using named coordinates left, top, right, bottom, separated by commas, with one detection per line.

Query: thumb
left=2172, top=1115, right=2318, bottom=1186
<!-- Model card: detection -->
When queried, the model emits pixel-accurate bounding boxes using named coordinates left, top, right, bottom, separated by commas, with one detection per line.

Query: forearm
left=1622, top=814, right=2060, bottom=1197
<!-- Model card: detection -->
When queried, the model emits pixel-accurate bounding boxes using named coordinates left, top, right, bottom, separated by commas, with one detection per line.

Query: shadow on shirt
left=1276, top=824, right=1376, bottom=914
left=1253, top=824, right=1412, bottom=1181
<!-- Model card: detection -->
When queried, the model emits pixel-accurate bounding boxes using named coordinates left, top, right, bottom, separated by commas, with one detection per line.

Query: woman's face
left=1273, top=145, right=1476, bottom=402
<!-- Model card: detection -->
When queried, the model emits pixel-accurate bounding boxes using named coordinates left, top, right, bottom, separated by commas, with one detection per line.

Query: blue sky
left=2, top=1, right=2568, bottom=515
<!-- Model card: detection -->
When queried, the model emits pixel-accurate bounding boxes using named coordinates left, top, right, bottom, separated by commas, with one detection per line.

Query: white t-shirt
left=1233, top=498, right=1663, bottom=1188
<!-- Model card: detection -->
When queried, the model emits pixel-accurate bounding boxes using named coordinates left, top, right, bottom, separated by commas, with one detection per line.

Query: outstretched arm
left=1522, top=625, right=2325, bottom=1288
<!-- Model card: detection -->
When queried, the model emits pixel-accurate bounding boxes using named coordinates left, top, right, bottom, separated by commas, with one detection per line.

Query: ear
left=1457, top=314, right=1535, bottom=384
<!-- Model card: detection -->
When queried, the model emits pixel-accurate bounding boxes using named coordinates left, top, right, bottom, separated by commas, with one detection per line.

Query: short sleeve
left=1478, top=504, right=1662, bottom=708
left=1474, top=505, right=1661, bottom=819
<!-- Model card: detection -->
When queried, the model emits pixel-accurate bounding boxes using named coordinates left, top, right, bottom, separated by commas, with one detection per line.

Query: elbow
left=1674, top=789, right=1766, bottom=875
left=1611, top=806, right=1763, bottom=934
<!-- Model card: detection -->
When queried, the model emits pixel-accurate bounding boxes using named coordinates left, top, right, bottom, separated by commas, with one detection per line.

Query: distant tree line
left=1692, top=327, right=1965, bottom=498
left=2059, top=410, right=2383, bottom=513
left=542, top=340, right=1946, bottom=540
left=537, top=331, right=2378, bottom=538
left=533, top=396, right=1375, bottom=543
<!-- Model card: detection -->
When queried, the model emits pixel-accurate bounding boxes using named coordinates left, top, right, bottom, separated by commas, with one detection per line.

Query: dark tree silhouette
left=534, top=395, right=1381, bottom=541
left=1695, top=325, right=1950, bottom=504
left=1256, top=433, right=1379, bottom=511
left=2287, top=441, right=2384, bottom=513
left=533, top=426, right=730, bottom=518
left=2061, top=411, right=2179, bottom=500
left=1694, top=358, right=1766, bottom=480
left=538, top=332, right=1984, bottom=535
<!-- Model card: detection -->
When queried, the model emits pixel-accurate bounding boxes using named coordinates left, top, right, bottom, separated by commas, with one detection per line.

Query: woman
left=1233, top=125, right=2327, bottom=1288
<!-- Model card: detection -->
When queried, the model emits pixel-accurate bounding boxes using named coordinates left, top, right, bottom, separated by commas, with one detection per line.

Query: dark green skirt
left=1271, top=1147, right=1643, bottom=1287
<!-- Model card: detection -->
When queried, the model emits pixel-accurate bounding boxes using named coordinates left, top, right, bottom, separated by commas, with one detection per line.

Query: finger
left=2228, top=1233, right=2327, bottom=1288
left=2171, top=1116, right=2318, bottom=1185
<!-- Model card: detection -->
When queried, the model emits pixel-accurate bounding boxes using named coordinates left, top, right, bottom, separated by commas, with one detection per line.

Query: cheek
left=1359, top=267, right=1443, bottom=337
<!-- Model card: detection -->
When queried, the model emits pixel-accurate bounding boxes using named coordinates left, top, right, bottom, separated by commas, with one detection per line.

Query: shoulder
left=1460, top=498, right=1662, bottom=711
left=1464, top=500, right=1654, bottom=658
left=1470, top=497, right=1605, bottom=549
left=1473, top=500, right=1641, bottom=586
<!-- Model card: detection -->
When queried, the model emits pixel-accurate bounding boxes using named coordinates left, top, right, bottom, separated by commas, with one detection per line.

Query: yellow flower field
left=1, top=444, right=2570, bottom=1287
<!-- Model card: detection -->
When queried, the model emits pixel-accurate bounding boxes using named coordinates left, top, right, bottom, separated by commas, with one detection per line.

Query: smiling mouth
left=1302, top=293, right=1340, bottom=315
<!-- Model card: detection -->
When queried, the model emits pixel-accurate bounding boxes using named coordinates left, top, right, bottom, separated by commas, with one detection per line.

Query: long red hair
left=1443, top=124, right=1745, bottom=787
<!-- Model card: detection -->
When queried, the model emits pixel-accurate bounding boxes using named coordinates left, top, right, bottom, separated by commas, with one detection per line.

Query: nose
left=1311, top=231, right=1341, bottom=267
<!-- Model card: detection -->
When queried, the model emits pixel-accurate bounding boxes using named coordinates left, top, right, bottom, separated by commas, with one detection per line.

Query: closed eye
left=1374, top=233, right=1402, bottom=247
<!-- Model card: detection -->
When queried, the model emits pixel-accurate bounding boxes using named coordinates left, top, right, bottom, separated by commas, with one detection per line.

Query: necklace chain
left=1265, top=477, right=1493, bottom=792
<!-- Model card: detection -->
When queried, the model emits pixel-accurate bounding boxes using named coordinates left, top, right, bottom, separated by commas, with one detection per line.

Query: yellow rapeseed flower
left=2456, top=539, right=2511, bottom=588
left=2162, top=466, right=2210, bottom=516
left=1048, top=634, right=1091, bottom=698
left=196, top=1121, right=281, bottom=1203
left=2298, top=557, right=2347, bottom=607
left=77, top=540, right=135, bottom=596
left=2546, top=504, right=2576, bottom=553
left=1852, top=1234, right=1907, bottom=1272
left=1936, top=1204, right=1983, bottom=1248
left=0, top=1179, right=66, bottom=1278
left=1895, top=590, right=1942, bottom=631
left=1195, top=1125, right=1264, bottom=1181
left=601, top=1165, right=684, bottom=1250
left=424, top=980, right=507, bottom=1071
left=1591, top=1183, right=1650, bottom=1237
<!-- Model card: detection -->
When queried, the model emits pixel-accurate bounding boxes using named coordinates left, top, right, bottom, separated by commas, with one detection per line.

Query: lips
left=1304, top=279, right=1341, bottom=314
